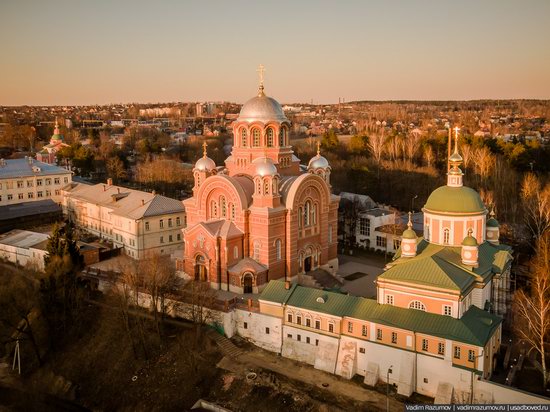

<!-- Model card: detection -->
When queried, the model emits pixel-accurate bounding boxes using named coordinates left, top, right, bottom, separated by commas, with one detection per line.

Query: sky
left=1, top=0, right=550, bottom=106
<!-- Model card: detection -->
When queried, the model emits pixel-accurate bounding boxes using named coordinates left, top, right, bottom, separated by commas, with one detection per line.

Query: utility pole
left=12, top=339, right=21, bottom=375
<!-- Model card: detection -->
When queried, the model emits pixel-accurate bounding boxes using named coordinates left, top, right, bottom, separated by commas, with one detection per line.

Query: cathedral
left=178, top=79, right=339, bottom=293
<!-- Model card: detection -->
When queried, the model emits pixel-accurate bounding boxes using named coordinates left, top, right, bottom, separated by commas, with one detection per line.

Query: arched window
left=233, top=246, right=239, bottom=259
left=253, top=240, right=261, bottom=261
left=304, top=201, right=311, bottom=226
left=298, top=207, right=303, bottom=229
left=279, top=127, right=285, bottom=146
left=230, top=204, right=236, bottom=221
left=241, top=128, right=247, bottom=147
left=328, top=224, right=333, bottom=244
left=220, top=196, right=227, bottom=218
left=267, top=128, right=274, bottom=147
left=253, top=129, right=260, bottom=147
left=276, top=239, right=282, bottom=260
left=312, top=204, right=317, bottom=225
left=256, top=178, right=261, bottom=194
left=210, top=200, right=217, bottom=218
left=443, top=228, right=450, bottom=244
left=272, top=177, right=278, bottom=194
left=264, top=179, right=270, bottom=195
left=409, top=300, right=426, bottom=311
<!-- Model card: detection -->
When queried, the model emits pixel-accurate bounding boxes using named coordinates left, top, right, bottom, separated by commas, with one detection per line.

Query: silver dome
left=195, top=156, right=216, bottom=171
left=238, top=91, right=288, bottom=123
left=308, top=154, right=330, bottom=170
left=253, top=157, right=278, bottom=177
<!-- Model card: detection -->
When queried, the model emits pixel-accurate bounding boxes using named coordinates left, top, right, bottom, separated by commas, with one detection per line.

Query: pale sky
left=1, top=0, right=549, bottom=105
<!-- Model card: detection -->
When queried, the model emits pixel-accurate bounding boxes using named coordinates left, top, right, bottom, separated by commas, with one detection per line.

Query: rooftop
left=260, top=280, right=502, bottom=347
left=64, top=182, right=184, bottom=220
left=0, top=229, right=49, bottom=250
left=0, top=158, right=72, bottom=179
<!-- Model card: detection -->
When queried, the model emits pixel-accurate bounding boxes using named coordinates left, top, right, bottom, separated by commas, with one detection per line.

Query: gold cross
left=202, top=141, right=207, bottom=158
left=316, top=141, right=321, bottom=156
left=257, top=64, right=265, bottom=86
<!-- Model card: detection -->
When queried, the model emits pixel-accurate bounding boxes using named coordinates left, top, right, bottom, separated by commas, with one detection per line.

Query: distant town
left=0, top=91, right=549, bottom=411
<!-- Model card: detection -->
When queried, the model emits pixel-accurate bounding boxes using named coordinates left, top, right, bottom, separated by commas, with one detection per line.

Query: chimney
left=103, top=185, right=106, bottom=191
left=141, top=199, right=145, bottom=206
left=285, top=281, right=290, bottom=290
left=152, top=190, right=156, bottom=195
left=107, top=178, right=113, bottom=186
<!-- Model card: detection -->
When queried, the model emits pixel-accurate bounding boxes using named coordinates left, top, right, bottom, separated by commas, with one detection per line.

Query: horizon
left=1, top=0, right=550, bottom=106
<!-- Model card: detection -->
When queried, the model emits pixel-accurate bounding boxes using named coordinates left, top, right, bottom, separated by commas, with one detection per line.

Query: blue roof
left=0, top=158, right=71, bottom=179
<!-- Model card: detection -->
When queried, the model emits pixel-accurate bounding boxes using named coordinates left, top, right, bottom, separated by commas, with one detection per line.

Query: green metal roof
left=487, top=218, right=499, bottom=228
left=424, top=185, right=485, bottom=214
left=402, top=228, right=417, bottom=239
left=259, top=280, right=502, bottom=347
left=258, top=280, right=297, bottom=305
left=462, top=235, right=478, bottom=246
left=384, top=239, right=512, bottom=293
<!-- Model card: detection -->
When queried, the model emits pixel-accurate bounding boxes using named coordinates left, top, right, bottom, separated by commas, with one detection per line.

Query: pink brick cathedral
left=177, top=76, right=339, bottom=293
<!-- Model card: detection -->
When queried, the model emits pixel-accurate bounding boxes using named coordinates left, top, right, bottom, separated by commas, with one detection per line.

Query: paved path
left=218, top=348, right=403, bottom=412
left=337, top=255, right=385, bottom=298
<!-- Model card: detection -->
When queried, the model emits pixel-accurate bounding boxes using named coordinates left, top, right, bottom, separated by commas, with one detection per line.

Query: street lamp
left=411, top=194, right=418, bottom=213
left=387, top=365, right=393, bottom=412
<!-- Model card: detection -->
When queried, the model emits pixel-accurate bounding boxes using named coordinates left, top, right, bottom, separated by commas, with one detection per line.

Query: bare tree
left=521, top=173, right=550, bottom=240
left=404, top=131, right=422, bottom=163
left=178, top=280, right=218, bottom=345
left=142, top=253, right=177, bottom=343
left=423, top=144, right=434, bottom=168
left=513, top=233, right=550, bottom=388
left=106, top=157, right=127, bottom=183
left=472, top=147, right=494, bottom=185
left=460, top=143, right=473, bottom=170
left=0, top=276, right=43, bottom=366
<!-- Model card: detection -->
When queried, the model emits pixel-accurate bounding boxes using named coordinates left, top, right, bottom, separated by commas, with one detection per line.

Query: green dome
left=424, top=185, right=485, bottom=214
left=462, top=235, right=478, bottom=246
left=51, top=134, right=63, bottom=141
left=402, top=228, right=417, bottom=239
left=487, top=217, right=499, bottom=228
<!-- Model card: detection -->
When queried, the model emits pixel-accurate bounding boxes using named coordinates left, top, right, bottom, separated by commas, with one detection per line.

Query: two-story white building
left=62, top=179, right=186, bottom=259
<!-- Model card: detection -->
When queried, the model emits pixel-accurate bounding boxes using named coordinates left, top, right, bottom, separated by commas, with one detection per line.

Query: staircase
left=207, top=329, right=244, bottom=359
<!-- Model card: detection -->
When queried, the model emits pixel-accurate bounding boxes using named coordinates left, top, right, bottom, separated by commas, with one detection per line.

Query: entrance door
left=304, top=256, right=312, bottom=272
left=195, top=255, right=208, bottom=282
left=243, top=273, right=253, bottom=294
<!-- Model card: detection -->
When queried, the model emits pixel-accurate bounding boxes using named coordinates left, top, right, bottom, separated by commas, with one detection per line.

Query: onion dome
left=195, top=142, right=216, bottom=171
left=308, top=142, right=330, bottom=170
left=253, top=156, right=277, bottom=177
left=51, top=119, right=63, bottom=141
left=487, top=210, right=499, bottom=228
left=402, top=212, right=417, bottom=239
left=237, top=74, right=288, bottom=123
left=462, top=229, right=478, bottom=246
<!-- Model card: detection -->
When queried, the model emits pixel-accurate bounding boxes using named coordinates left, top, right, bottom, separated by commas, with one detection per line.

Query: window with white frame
left=315, top=319, right=321, bottom=330
left=422, top=339, right=428, bottom=351
left=443, top=228, right=450, bottom=244
left=348, top=322, right=353, bottom=333
left=234, top=246, right=239, bottom=259
left=385, top=294, right=394, bottom=305
left=376, top=236, right=387, bottom=248
left=438, top=342, right=445, bottom=355
left=359, top=218, right=370, bottom=236
left=253, top=128, right=260, bottom=147
left=361, top=324, right=367, bottom=336
left=443, top=305, right=452, bottom=316
left=454, top=346, right=461, bottom=359
left=328, top=322, right=334, bottom=333
left=409, top=300, right=426, bottom=311
left=392, top=332, right=398, bottom=344
left=267, top=128, right=274, bottom=147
